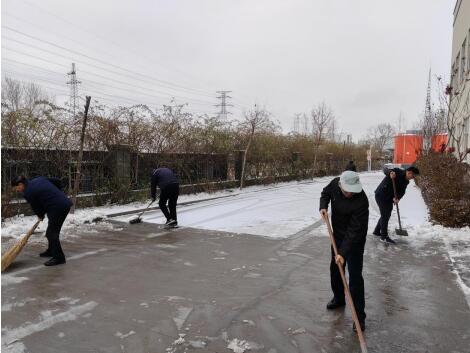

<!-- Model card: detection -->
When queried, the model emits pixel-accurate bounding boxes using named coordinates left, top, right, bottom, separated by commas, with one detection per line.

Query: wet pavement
left=2, top=219, right=470, bottom=353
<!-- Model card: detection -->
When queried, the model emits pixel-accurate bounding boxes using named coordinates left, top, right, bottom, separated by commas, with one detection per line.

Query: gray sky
left=1, top=0, right=454, bottom=140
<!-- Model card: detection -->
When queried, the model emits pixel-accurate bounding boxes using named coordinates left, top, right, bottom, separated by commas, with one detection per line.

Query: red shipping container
left=394, top=134, right=423, bottom=165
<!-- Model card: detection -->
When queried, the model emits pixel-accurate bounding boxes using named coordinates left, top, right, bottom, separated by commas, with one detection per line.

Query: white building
left=450, top=0, right=470, bottom=163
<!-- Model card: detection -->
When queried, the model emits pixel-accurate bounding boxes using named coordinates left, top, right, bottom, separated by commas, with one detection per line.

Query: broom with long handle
left=391, top=178, right=408, bottom=236
left=321, top=213, right=368, bottom=353
left=129, top=200, right=154, bottom=224
left=1, top=219, right=42, bottom=272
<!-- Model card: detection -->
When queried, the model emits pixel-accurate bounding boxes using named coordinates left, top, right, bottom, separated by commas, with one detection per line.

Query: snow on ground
left=1, top=180, right=323, bottom=242
left=120, top=177, right=333, bottom=238
left=360, top=172, right=470, bottom=307
left=2, top=172, right=469, bottom=305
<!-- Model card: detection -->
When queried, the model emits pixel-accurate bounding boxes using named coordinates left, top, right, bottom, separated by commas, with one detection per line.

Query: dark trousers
left=374, top=194, right=393, bottom=236
left=159, top=183, right=179, bottom=221
left=46, top=207, right=70, bottom=260
left=330, top=240, right=366, bottom=321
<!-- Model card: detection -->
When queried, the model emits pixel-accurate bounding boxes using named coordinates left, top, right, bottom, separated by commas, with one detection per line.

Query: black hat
left=11, top=175, right=27, bottom=187
left=406, top=166, right=420, bottom=175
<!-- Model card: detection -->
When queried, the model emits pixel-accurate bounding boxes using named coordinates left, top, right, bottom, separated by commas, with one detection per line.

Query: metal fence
left=1, top=147, right=230, bottom=194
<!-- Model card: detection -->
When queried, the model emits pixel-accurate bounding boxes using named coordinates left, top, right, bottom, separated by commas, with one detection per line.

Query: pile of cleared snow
left=1, top=208, right=109, bottom=241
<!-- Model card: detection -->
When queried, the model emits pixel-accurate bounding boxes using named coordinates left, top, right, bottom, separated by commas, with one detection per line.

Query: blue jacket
left=375, top=167, right=409, bottom=201
left=22, top=177, right=73, bottom=218
left=150, top=168, right=179, bottom=199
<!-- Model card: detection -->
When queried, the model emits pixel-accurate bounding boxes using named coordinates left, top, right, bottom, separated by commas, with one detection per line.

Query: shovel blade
left=395, top=228, right=408, bottom=236
left=129, top=217, right=142, bottom=224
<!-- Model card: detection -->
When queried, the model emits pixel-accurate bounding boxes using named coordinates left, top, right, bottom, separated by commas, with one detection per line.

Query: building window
left=468, top=29, right=470, bottom=75
left=451, top=63, right=456, bottom=88
left=455, top=52, right=460, bottom=88
left=463, top=116, right=469, bottom=152
left=461, top=39, right=467, bottom=83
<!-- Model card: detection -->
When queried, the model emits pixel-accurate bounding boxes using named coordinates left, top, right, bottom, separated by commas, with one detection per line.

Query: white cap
left=339, top=171, right=362, bottom=193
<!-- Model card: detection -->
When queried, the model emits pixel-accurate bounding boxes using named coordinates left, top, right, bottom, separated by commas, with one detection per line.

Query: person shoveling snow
left=150, top=167, right=180, bottom=228
left=373, top=166, right=420, bottom=244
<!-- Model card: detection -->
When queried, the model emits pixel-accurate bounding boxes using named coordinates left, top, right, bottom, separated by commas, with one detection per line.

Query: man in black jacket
left=12, top=175, right=72, bottom=266
left=319, top=171, right=369, bottom=331
left=151, top=167, right=180, bottom=228
left=373, top=166, right=419, bottom=244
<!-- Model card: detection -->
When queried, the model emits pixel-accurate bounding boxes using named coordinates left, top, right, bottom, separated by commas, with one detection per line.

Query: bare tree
left=436, top=76, right=470, bottom=161
left=311, top=102, right=335, bottom=175
left=1, top=78, right=23, bottom=112
left=1, top=78, right=49, bottom=113
left=365, top=123, right=396, bottom=153
left=239, top=105, right=277, bottom=189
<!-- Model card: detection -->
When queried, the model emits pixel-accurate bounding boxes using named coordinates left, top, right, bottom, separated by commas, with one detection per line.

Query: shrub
left=415, top=153, right=470, bottom=227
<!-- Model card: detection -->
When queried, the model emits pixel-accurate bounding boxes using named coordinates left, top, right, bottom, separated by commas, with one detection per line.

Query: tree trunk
left=135, top=152, right=139, bottom=185
left=312, top=146, right=318, bottom=179
left=240, top=136, right=253, bottom=190
left=70, top=96, right=91, bottom=214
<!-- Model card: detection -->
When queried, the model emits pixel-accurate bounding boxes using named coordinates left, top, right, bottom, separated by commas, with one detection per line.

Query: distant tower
left=424, top=68, right=433, bottom=149
left=215, top=90, right=232, bottom=120
left=67, top=63, right=81, bottom=118
left=302, top=113, right=309, bottom=135
left=293, top=114, right=299, bottom=133
left=425, top=68, right=432, bottom=122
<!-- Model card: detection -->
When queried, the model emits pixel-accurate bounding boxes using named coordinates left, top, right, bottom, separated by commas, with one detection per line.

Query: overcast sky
left=1, top=0, right=454, bottom=140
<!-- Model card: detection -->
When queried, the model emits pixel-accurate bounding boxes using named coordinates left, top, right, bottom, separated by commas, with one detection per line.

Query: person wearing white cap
left=319, top=170, right=369, bottom=331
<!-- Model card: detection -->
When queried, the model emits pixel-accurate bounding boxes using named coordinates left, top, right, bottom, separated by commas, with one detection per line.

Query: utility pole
left=67, top=63, right=81, bottom=118
left=70, top=96, right=91, bottom=214
left=215, top=90, right=233, bottom=120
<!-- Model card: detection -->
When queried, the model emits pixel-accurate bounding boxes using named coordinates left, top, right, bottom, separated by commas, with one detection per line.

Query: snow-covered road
left=112, top=172, right=438, bottom=239
left=120, top=179, right=330, bottom=238
left=2, top=172, right=470, bottom=353
left=115, top=171, right=469, bottom=306
left=2, top=172, right=469, bottom=305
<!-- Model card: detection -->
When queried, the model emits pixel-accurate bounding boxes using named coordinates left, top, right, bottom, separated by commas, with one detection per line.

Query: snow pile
left=1, top=208, right=110, bottom=241
left=409, top=222, right=470, bottom=305
left=227, top=338, right=251, bottom=353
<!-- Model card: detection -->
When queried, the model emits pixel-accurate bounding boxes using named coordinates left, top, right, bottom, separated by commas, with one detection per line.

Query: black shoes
left=380, top=235, right=396, bottom=244
left=327, top=298, right=366, bottom=332
left=44, top=258, right=66, bottom=266
left=165, top=219, right=178, bottom=228
left=353, top=320, right=366, bottom=332
left=39, top=250, right=53, bottom=257
left=326, top=297, right=346, bottom=310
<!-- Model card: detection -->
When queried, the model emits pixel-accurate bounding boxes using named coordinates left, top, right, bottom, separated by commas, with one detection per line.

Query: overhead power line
left=3, top=25, right=217, bottom=99
left=2, top=45, right=219, bottom=107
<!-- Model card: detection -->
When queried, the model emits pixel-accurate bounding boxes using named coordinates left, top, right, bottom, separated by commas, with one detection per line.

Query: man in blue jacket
left=12, top=175, right=73, bottom=266
left=373, top=166, right=419, bottom=244
left=150, top=168, right=180, bottom=228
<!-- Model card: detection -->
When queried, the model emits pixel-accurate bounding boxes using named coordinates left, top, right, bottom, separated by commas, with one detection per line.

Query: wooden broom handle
left=322, top=213, right=368, bottom=353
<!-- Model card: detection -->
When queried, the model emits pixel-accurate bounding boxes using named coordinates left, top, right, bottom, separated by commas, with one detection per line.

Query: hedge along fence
left=415, top=153, right=470, bottom=227
left=1, top=145, right=232, bottom=218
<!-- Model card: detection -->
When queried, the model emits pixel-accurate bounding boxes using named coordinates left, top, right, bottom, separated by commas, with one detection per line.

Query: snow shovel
left=129, top=201, right=154, bottom=224
left=391, top=178, right=408, bottom=236
left=1, top=219, right=42, bottom=272
left=321, top=213, right=368, bottom=353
